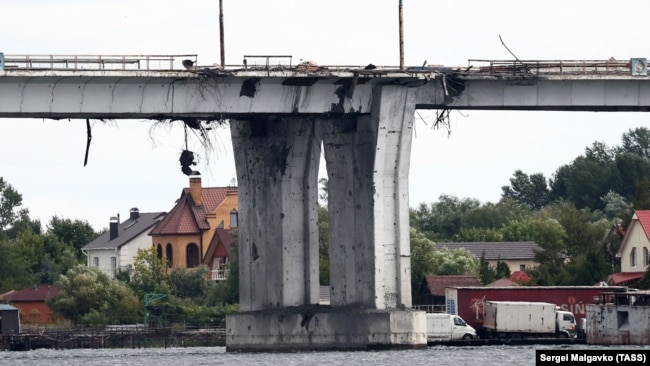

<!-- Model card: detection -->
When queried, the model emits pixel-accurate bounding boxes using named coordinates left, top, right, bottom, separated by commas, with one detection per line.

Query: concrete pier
left=226, top=85, right=425, bottom=351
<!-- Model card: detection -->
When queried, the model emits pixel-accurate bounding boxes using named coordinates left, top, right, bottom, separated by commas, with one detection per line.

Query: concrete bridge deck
left=0, top=56, right=648, bottom=120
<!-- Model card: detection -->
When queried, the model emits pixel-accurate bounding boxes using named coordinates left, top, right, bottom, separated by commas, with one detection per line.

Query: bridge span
left=1, top=55, right=648, bottom=351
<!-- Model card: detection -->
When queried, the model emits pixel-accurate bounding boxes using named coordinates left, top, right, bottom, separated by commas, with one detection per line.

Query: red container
left=444, top=286, right=627, bottom=336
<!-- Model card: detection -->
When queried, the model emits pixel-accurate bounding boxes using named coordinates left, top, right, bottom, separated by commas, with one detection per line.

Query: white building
left=82, top=208, right=165, bottom=277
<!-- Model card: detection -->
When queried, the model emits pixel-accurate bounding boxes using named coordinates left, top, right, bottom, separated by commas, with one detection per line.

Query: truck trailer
left=444, top=286, right=626, bottom=338
left=482, top=301, right=576, bottom=338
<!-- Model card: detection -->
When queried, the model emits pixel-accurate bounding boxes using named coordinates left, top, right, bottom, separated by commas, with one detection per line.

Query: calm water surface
left=2, top=344, right=649, bottom=366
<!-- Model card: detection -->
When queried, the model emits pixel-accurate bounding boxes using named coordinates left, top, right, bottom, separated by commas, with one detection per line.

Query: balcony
left=211, top=269, right=229, bottom=281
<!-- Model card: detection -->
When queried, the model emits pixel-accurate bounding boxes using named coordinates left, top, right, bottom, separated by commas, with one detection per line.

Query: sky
left=0, top=0, right=649, bottom=231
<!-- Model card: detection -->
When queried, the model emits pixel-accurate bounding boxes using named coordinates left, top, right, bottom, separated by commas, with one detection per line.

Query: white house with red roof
left=610, top=210, right=650, bottom=286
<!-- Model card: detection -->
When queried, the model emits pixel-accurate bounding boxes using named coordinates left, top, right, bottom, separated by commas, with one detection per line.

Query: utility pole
left=399, top=0, right=404, bottom=70
left=219, top=0, right=225, bottom=68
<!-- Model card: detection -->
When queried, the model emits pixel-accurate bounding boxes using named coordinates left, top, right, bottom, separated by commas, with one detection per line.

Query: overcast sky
left=1, top=0, right=649, bottom=231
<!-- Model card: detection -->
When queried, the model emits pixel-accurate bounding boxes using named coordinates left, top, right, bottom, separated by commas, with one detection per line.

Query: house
left=437, top=241, right=542, bottom=273
left=149, top=174, right=238, bottom=279
left=82, top=208, right=166, bottom=278
left=609, top=210, right=650, bottom=286
left=418, top=275, right=480, bottom=312
left=203, top=228, right=234, bottom=281
left=0, top=285, right=59, bottom=325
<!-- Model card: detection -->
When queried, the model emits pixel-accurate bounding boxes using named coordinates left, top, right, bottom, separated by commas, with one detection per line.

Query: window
left=186, top=243, right=200, bottom=268
left=92, top=257, right=99, bottom=267
left=166, top=244, right=173, bottom=267
left=110, top=257, right=117, bottom=277
left=230, top=209, right=238, bottom=228
left=519, top=264, right=525, bottom=271
left=156, top=244, right=163, bottom=259
left=630, top=247, right=637, bottom=268
left=645, top=247, right=649, bottom=267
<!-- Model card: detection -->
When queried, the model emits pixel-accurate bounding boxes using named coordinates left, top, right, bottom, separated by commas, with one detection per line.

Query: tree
left=0, top=240, right=34, bottom=293
left=318, top=204, right=330, bottom=285
left=410, top=195, right=481, bottom=240
left=478, top=251, right=496, bottom=285
left=47, top=216, right=99, bottom=260
left=495, top=257, right=511, bottom=278
left=0, top=177, right=28, bottom=239
left=168, top=265, right=210, bottom=300
left=49, top=265, right=141, bottom=325
left=430, top=248, right=479, bottom=276
left=501, top=170, right=550, bottom=210
left=617, top=127, right=650, bottom=160
left=409, top=227, right=437, bottom=302
left=129, top=247, right=171, bottom=298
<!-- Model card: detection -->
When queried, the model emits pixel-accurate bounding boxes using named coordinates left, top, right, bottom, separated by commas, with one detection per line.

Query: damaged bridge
left=1, top=54, right=649, bottom=351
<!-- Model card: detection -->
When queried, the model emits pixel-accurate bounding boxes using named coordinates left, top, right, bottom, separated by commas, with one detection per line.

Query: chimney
left=109, top=216, right=119, bottom=240
left=129, top=207, right=140, bottom=220
left=189, top=173, right=202, bottom=206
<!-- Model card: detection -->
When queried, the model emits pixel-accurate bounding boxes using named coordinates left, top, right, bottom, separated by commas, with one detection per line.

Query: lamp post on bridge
left=220, top=0, right=225, bottom=68
left=399, top=0, right=404, bottom=70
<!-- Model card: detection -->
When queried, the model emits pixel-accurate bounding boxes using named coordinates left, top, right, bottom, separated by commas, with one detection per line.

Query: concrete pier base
left=226, top=307, right=426, bottom=352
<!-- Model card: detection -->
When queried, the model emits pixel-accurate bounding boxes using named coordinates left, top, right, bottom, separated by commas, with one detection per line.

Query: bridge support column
left=228, top=117, right=321, bottom=311
left=322, top=85, right=416, bottom=310
left=226, top=86, right=425, bottom=352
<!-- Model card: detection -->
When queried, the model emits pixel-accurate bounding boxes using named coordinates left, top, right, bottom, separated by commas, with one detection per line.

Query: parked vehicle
left=444, top=286, right=626, bottom=338
left=426, top=313, right=476, bottom=342
left=482, top=301, right=577, bottom=339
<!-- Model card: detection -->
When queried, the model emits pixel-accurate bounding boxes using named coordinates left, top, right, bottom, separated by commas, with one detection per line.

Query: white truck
left=426, top=313, right=477, bottom=342
left=482, top=301, right=577, bottom=339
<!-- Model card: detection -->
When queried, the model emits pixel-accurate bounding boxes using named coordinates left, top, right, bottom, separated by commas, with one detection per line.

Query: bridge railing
left=468, top=59, right=634, bottom=76
left=1, top=54, right=199, bottom=71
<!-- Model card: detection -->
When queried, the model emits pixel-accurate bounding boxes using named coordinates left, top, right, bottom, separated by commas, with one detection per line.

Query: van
left=426, top=313, right=476, bottom=342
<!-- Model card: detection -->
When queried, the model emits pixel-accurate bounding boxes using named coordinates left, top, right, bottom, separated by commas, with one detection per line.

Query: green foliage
left=129, top=247, right=171, bottom=298
left=49, top=265, right=141, bottom=326
left=0, top=239, right=35, bottom=293
left=495, top=258, right=511, bottom=279
left=478, top=251, right=496, bottom=285
left=47, top=216, right=99, bottom=260
left=430, top=248, right=479, bottom=276
left=501, top=170, right=550, bottom=210
left=409, top=227, right=437, bottom=292
left=168, top=265, right=209, bottom=300
left=318, top=205, right=330, bottom=286
left=0, top=177, right=24, bottom=237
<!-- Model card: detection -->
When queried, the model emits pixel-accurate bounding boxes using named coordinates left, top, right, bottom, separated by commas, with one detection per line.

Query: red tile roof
left=150, top=187, right=231, bottom=235
left=607, top=271, right=645, bottom=286
left=420, top=275, right=480, bottom=296
left=635, top=210, right=650, bottom=238
left=1, top=285, right=59, bottom=302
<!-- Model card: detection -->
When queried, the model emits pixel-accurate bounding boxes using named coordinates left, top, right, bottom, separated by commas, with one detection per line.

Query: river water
left=2, top=344, right=649, bottom=366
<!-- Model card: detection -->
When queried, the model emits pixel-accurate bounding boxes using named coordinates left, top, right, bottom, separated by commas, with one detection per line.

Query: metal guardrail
left=0, top=54, right=198, bottom=71
left=467, top=59, right=637, bottom=76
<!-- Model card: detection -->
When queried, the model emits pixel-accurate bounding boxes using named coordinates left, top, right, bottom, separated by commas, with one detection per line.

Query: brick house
left=150, top=174, right=237, bottom=280
left=609, top=210, right=650, bottom=286
left=0, top=285, right=59, bottom=325
left=437, top=241, right=542, bottom=273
